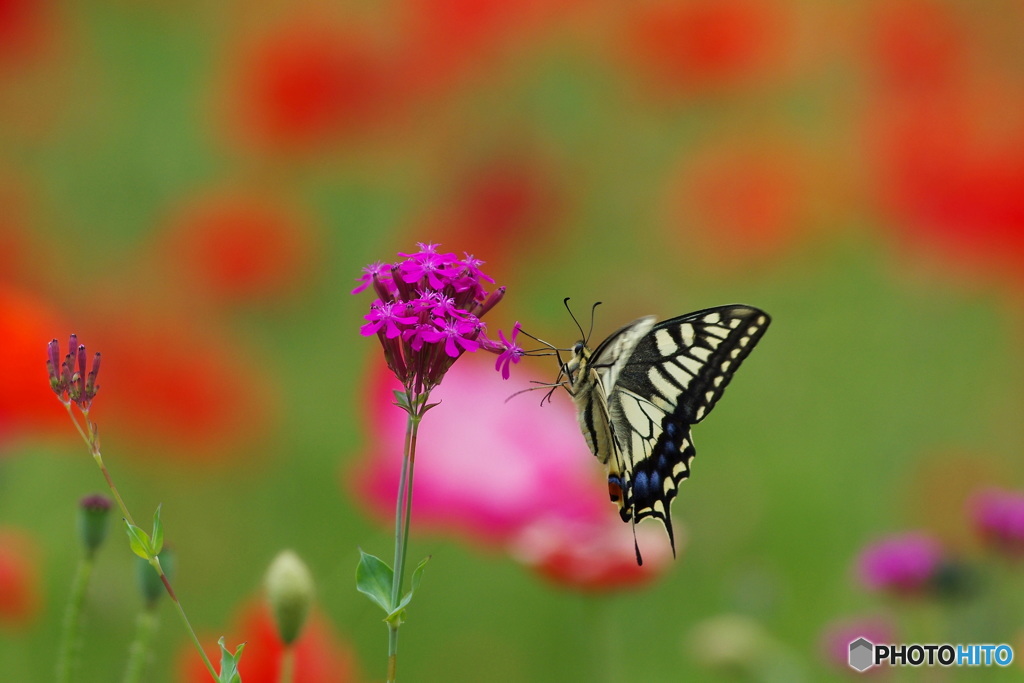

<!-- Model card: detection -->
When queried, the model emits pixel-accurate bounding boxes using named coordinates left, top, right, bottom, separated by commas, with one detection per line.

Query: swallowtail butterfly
left=555, top=303, right=770, bottom=564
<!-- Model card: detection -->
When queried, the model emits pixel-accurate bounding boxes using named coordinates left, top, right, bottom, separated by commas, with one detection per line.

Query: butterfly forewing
left=584, top=305, right=770, bottom=558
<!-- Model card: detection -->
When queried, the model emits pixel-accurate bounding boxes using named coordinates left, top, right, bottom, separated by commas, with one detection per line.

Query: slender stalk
left=60, top=403, right=217, bottom=681
left=55, top=553, right=96, bottom=683
left=122, top=605, right=159, bottom=683
left=277, top=647, right=295, bottom=683
left=386, top=391, right=427, bottom=683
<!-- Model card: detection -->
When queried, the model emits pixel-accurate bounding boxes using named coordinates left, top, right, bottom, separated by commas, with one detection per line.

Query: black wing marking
left=605, top=305, right=770, bottom=556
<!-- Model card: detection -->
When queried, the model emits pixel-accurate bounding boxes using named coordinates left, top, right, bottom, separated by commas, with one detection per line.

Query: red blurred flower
left=0, top=285, right=68, bottom=441
left=665, top=139, right=813, bottom=267
left=222, top=18, right=389, bottom=153
left=867, top=86, right=1024, bottom=287
left=622, top=0, right=792, bottom=95
left=424, top=156, right=564, bottom=277
left=0, top=0, right=56, bottom=68
left=160, top=189, right=320, bottom=305
left=178, top=602, right=358, bottom=683
left=863, top=0, right=968, bottom=94
left=394, top=0, right=581, bottom=96
left=0, top=528, right=41, bottom=626
left=81, top=314, right=273, bottom=463
left=352, top=355, right=672, bottom=590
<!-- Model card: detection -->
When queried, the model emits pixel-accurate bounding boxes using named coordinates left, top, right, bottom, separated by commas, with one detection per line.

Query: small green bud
left=136, top=548, right=174, bottom=607
left=77, top=494, right=112, bottom=555
left=265, top=550, right=314, bottom=646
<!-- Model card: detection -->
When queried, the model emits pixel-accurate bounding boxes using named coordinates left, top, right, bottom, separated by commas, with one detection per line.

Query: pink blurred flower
left=856, top=532, right=943, bottom=595
left=178, top=601, right=359, bottom=683
left=969, top=488, right=1024, bottom=557
left=820, top=615, right=894, bottom=673
left=0, top=528, right=41, bottom=627
left=351, top=355, right=673, bottom=590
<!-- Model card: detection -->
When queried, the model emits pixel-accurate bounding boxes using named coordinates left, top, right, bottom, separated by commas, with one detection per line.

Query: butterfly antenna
left=563, top=297, right=587, bottom=342
left=586, top=301, right=602, bottom=345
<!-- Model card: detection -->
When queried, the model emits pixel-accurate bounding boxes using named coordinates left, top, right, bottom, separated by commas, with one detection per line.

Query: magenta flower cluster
left=970, top=488, right=1024, bottom=556
left=353, top=243, right=523, bottom=392
left=47, top=334, right=102, bottom=411
left=856, top=532, right=943, bottom=595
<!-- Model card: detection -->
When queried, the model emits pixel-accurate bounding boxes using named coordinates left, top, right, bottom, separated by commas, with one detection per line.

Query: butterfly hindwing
left=588, top=305, right=770, bottom=556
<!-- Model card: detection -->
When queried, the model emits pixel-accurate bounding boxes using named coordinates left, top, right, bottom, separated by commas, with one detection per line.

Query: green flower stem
left=386, top=391, right=426, bottom=683
left=61, top=403, right=218, bottom=681
left=277, top=647, right=295, bottom=683
left=55, top=552, right=96, bottom=683
left=122, top=604, right=159, bottom=683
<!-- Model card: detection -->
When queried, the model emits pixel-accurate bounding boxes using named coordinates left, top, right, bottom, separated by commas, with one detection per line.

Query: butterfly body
left=559, top=305, right=770, bottom=562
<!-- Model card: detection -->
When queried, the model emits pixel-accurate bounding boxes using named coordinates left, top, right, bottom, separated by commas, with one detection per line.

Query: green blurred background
left=3, top=0, right=1024, bottom=680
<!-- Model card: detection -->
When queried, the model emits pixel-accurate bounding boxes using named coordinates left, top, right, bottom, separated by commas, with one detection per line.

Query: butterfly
left=546, top=302, right=770, bottom=564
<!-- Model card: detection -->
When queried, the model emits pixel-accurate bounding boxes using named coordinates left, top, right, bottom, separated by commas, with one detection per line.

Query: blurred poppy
left=178, top=602, right=358, bottom=683
left=159, top=188, right=321, bottom=305
left=863, top=0, right=968, bottom=94
left=0, top=0, right=56, bottom=68
left=424, top=156, right=564, bottom=278
left=664, top=139, right=813, bottom=268
left=351, top=355, right=672, bottom=589
left=867, top=86, right=1024, bottom=288
left=621, top=0, right=792, bottom=96
left=0, top=285, right=68, bottom=441
left=0, top=528, right=41, bottom=626
left=80, top=314, right=273, bottom=463
left=395, top=0, right=581, bottom=96
left=221, top=18, right=389, bottom=153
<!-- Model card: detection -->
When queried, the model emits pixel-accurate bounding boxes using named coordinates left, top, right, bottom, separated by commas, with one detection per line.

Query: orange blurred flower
left=0, top=528, right=41, bottom=626
left=621, top=0, right=792, bottom=95
left=159, top=188, right=321, bottom=305
left=178, top=602, right=359, bottom=683
left=664, top=138, right=814, bottom=268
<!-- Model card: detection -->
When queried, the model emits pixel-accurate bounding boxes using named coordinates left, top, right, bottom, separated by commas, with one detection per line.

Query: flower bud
left=77, top=494, right=112, bottom=555
left=265, top=550, right=314, bottom=646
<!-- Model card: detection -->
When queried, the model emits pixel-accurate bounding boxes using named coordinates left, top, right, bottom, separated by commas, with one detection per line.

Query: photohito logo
left=848, top=638, right=1014, bottom=672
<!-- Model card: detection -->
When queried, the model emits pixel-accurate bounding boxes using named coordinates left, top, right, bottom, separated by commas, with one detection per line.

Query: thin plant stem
left=55, top=552, right=96, bottom=683
left=277, top=647, right=295, bottom=683
left=386, top=390, right=426, bottom=683
left=60, top=402, right=217, bottom=681
left=122, top=605, right=159, bottom=683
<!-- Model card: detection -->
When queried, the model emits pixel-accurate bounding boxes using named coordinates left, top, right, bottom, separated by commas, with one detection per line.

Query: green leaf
left=394, top=555, right=430, bottom=613
left=151, top=504, right=164, bottom=556
left=124, top=520, right=152, bottom=560
left=392, top=390, right=413, bottom=413
left=216, top=636, right=245, bottom=683
left=355, top=549, right=393, bottom=614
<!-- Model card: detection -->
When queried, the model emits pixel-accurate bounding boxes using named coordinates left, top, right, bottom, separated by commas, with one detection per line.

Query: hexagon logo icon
left=849, top=637, right=875, bottom=672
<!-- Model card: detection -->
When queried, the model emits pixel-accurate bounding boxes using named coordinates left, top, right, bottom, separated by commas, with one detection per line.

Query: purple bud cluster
left=47, top=334, right=102, bottom=411
left=353, top=243, right=523, bottom=392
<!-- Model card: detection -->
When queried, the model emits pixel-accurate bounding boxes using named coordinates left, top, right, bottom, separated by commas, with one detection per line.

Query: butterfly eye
left=572, top=341, right=584, bottom=356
